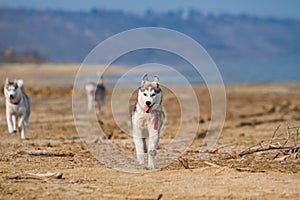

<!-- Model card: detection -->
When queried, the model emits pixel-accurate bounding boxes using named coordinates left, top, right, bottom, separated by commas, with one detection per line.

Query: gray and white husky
left=132, top=74, right=164, bottom=169
left=4, top=78, right=30, bottom=140
left=85, top=76, right=106, bottom=113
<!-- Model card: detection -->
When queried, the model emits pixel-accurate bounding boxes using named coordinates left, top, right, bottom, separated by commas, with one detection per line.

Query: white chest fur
left=134, top=112, right=152, bottom=128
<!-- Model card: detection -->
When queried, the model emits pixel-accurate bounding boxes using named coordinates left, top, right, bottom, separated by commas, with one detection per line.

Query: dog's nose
left=10, top=94, right=14, bottom=98
left=146, top=101, right=151, bottom=106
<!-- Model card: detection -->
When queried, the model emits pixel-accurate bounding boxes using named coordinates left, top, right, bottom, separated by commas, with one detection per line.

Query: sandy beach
left=0, top=63, right=300, bottom=199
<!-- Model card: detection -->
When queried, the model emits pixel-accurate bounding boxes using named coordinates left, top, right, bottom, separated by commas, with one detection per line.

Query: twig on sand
left=8, top=172, right=63, bottom=180
left=208, top=145, right=228, bottom=154
left=270, top=124, right=281, bottom=144
left=204, top=161, right=221, bottom=168
left=236, top=168, right=265, bottom=173
left=178, top=157, right=189, bottom=169
left=18, top=150, right=74, bottom=157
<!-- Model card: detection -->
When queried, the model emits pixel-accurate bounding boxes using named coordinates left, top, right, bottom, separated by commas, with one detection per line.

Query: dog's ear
left=16, top=80, right=24, bottom=88
left=98, top=76, right=104, bottom=84
left=153, top=75, right=159, bottom=84
left=141, top=73, right=148, bottom=85
left=153, top=75, right=160, bottom=87
left=97, top=72, right=104, bottom=84
left=5, top=77, right=9, bottom=85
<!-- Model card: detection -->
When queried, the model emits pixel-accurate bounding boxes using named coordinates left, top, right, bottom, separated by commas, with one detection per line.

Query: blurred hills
left=0, top=8, right=300, bottom=63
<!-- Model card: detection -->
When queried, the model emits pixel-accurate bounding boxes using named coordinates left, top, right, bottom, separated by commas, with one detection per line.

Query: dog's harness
left=151, top=110, right=165, bottom=130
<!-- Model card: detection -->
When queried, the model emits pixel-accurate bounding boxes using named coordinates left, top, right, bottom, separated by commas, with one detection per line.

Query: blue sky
left=0, top=0, right=300, bottom=19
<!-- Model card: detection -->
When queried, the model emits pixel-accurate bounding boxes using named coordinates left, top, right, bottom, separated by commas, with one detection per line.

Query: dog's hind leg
left=143, top=138, right=147, bottom=153
left=20, top=125, right=26, bottom=140
left=97, top=100, right=102, bottom=113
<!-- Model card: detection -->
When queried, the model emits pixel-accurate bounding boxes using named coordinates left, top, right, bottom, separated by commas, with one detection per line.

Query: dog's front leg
left=133, top=128, right=145, bottom=165
left=18, top=115, right=26, bottom=140
left=12, top=115, right=17, bottom=132
left=148, top=130, right=159, bottom=169
left=6, top=113, right=14, bottom=133
left=87, top=95, right=93, bottom=112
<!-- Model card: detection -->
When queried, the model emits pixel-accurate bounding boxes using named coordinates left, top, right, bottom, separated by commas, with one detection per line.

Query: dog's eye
left=151, top=93, right=156, bottom=97
left=143, top=93, right=147, bottom=96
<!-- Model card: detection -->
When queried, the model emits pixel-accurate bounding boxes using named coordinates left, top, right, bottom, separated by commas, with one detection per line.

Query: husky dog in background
left=132, top=74, right=164, bottom=169
left=85, top=81, right=96, bottom=112
left=95, top=76, right=106, bottom=112
left=4, top=78, right=30, bottom=140
left=85, top=76, right=106, bottom=113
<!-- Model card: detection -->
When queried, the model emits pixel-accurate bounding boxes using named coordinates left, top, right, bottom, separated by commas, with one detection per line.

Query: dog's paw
left=147, top=163, right=156, bottom=170
left=136, top=154, right=145, bottom=165
left=8, top=129, right=16, bottom=134
left=21, top=131, right=26, bottom=140
left=21, top=136, right=27, bottom=140
left=147, top=156, right=156, bottom=170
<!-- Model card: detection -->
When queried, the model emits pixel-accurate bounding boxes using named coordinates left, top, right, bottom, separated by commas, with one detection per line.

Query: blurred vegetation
left=0, top=47, right=46, bottom=63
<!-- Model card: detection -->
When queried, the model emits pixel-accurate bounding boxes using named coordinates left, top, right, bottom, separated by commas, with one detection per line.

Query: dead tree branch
left=239, top=124, right=300, bottom=157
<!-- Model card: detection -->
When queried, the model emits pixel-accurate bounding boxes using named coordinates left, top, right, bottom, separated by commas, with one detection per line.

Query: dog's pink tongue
left=10, top=97, right=17, bottom=103
left=143, top=105, right=150, bottom=113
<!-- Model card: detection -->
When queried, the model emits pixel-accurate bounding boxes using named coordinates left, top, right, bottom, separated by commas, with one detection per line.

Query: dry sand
left=0, top=63, right=300, bottom=199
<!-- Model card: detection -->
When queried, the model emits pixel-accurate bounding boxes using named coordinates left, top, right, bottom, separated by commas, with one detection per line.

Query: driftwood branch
left=239, top=124, right=300, bottom=157
left=239, top=145, right=298, bottom=157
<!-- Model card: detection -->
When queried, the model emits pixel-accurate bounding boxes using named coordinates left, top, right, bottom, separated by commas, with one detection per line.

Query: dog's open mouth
left=143, top=105, right=151, bottom=113
left=10, top=96, right=17, bottom=103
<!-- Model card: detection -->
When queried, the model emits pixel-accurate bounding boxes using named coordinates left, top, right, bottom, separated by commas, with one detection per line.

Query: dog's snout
left=146, top=101, right=151, bottom=106
left=10, top=94, right=14, bottom=98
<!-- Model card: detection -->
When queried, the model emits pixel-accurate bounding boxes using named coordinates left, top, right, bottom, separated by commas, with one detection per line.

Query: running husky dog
left=85, top=76, right=106, bottom=113
left=132, top=74, right=164, bottom=169
left=4, top=78, right=30, bottom=140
